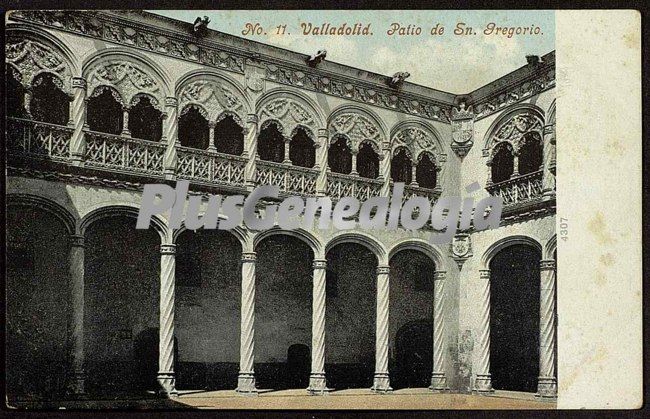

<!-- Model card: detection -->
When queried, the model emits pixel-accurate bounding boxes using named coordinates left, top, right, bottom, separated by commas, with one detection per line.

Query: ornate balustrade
left=7, top=117, right=72, bottom=160
left=403, top=184, right=441, bottom=207
left=326, top=172, right=383, bottom=202
left=177, top=147, right=246, bottom=188
left=255, top=160, right=318, bottom=196
left=486, top=170, right=544, bottom=206
left=84, top=130, right=165, bottom=175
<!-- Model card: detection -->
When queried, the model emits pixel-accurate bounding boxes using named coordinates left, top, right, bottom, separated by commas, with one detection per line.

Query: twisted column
left=542, top=124, right=556, bottom=198
left=244, top=114, right=259, bottom=190
left=308, top=259, right=330, bottom=394
left=380, top=146, right=391, bottom=196
left=157, top=243, right=177, bottom=395
left=474, top=269, right=493, bottom=393
left=68, top=234, right=85, bottom=394
left=237, top=252, right=258, bottom=394
left=372, top=265, right=392, bottom=392
left=68, top=77, right=87, bottom=166
left=315, top=129, right=328, bottom=196
left=537, top=259, right=557, bottom=398
left=163, top=97, right=179, bottom=179
left=121, top=107, right=131, bottom=137
left=429, top=270, right=448, bottom=392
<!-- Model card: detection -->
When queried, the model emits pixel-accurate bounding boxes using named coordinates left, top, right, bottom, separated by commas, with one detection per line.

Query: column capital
left=433, top=270, right=446, bottom=281
left=165, top=97, right=178, bottom=108
left=540, top=259, right=556, bottom=271
left=69, top=234, right=85, bottom=247
left=71, top=77, right=87, bottom=90
left=246, top=114, right=259, bottom=124
left=160, top=244, right=176, bottom=255
left=317, top=128, right=328, bottom=138
left=241, top=252, right=257, bottom=263
left=376, top=265, right=390, bottom=275
left=479, top=269, right=490, bottom=279
left=312, top=259, right=327, bottom=270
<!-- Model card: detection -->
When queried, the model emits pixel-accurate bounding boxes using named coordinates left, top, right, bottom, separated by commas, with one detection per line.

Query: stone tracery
left=6, top=38, right=72, bottom=94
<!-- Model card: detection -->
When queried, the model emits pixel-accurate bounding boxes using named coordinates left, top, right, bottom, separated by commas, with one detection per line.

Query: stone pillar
left=372, top=265, right=392, bottom=392
left=68, top=77, right=87, bottom=166
left=429, top=270, right=448, bottom=392
left=474, top=269, right=493, bottom=393
left=542, top=124, right=556, bottom=198
left=163, top=97, right=179, bottom=180
left=207, top=121, right=217, bottom=152
left=237, top=252, right=258, bottom=394
left=283, top=138, right=292, bottom=164
left=486, top=161, right=493, bottom=186
left=68, top=234, right=86, bottom=394
left=24, top=90, right=32, bottom=117
left=121, top=107, right=131, bottom=137
left=350, top=150, right=359, bottom=175
left=410, top=164, right=418, bottom=186
left=244, top=114, right=259, bottom=189
left=308, top=259, right=330, bottom=394
left=315, top=129, right=328, bottom=196
left=380, top=146, right=391, bottom=196
left=537, top=259, right=557, bottom=398
left=512, top=154, right=519, bottom=177
left=157, top=243, right=177, bottom=395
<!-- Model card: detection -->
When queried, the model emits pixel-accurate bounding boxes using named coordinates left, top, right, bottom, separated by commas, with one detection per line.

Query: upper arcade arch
left=389, top=120, right=445, bottom=164
left=176, top=69, right=251, bottom=124
left=327, top=105, right=387, bottom=153
left=482, top=104, right=545, bottom=158
left=256, top=89, right=324, bottom=141
left=82, top=48, right=171, bottom=111
left=6, top=24, right=79, bottom=95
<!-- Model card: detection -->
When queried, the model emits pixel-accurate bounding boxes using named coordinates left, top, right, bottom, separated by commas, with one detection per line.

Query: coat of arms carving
left=245, top=63, right=265, bottom=92
left=450, top=103, right=475, bottom=159
left=451, top=233, right=473, bottom=269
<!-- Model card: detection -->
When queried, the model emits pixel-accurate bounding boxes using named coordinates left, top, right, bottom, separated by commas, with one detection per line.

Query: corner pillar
left=537, top=259, right=558, bottom=398
left=474, top=269, right=494, bottom=393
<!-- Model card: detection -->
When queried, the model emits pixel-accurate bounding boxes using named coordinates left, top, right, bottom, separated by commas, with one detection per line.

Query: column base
left=69, top=154, right=85, bottom=167
left=371, top=373, right=392, bottom=393
left=428, top=372, right=449, bottom=392
left=163, top=170, right=176, bottom=181
left=536, top=376, right=558, bottom=398
left=473, top=374, right=494, bottom=393
left=307, top=373, right=332, bottom=395
left=245, top=180, right=257, bottom=192
left=67, top=370, right=86, bottom=395
left=236, top=372, right=258, bottom=395
left=157, top=371, right=177, bottom=396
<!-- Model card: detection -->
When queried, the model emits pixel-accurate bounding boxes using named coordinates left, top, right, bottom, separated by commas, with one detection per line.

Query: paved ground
left=8, top=388, right=556, bottom=410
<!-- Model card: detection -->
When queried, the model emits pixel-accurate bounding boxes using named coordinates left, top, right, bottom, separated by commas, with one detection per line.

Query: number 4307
left=560, top=218, right=568, bottom=241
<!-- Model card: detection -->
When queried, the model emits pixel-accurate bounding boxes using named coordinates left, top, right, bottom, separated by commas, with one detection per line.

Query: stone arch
left=256, top=89, right=324, bottom=139
left=544, top=235, right=557, bottom=260
left=176, top=69, right=251, bottom=123
left=325, top=231, right=388, bottom=264
left=328, top=104, right=387, bottom=153
left=390, top=120, right=444, bottom=163
left=80, top=204, right=169, bottom=243
left=172, top=221, right=250, bottom=251
left=253, top=227, right=323, bottom=258
left=82, top=48, right=171, bottom=111
left=546, top=100, right=556, bottom=125
left=6, top=193, right=77, bottom=236
left=481, top=235, right=543, bottom=269
left=482, top=104, right=545, bottom=157
left=388, top=239, right=445, bottom=271
left=6, top=24, right=78, bottom=95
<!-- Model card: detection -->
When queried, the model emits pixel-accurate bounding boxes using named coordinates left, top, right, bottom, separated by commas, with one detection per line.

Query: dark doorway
left=489, top=244, right=540, bottom=393
left=286, top=344, right=311, bottom=389
left=395, top=321, right=432, bottom=389
left=87, top=88, right=123, bottom=135
left=328, top=136, right=352, bottom=174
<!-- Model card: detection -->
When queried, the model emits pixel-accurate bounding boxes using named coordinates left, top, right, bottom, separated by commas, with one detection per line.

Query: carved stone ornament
left=245, top=63, right=266, bottom=93
left=179, top=79, right=246, bottom=122
left=450, top=103, right=475, bottom=159
left=6, top=38, right=71, bottom=93
left=329, top=112, right=383, bottom=152
left=87, top=61, right=163, bottom=108
left=489, top=111, right=543, bottom=155
left=392, top=126, right=439, bottom=162
left=259, top=98, right=317, bottom=137
left=450, top=233, right=473, bottom=269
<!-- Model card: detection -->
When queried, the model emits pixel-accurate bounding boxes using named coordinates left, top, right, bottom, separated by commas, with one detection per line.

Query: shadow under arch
left=388, top=239, right=445, bottom=271
left=7, top=193, right=78, bottom=235
left=253, top=226, right=322, bottom=258
left=80, top=204, right=169, bottom=242
left=481, top=234, right=543, bottom=269
left=325, top=231, right=388, bottom=264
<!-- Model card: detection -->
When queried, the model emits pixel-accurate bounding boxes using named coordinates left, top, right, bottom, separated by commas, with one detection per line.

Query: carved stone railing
left=85, top=130, right=165, bottom=175
left=7, top=117, right=72, bottom=161
left=177, top=147, right=246, bottom=188
left=326, top=172, right=383, bottom=202
left=486, top=170, right=544, bottom=205
left=255, top=160, right=318, bottom=196
left=403, top=184, right=441, bottom=207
